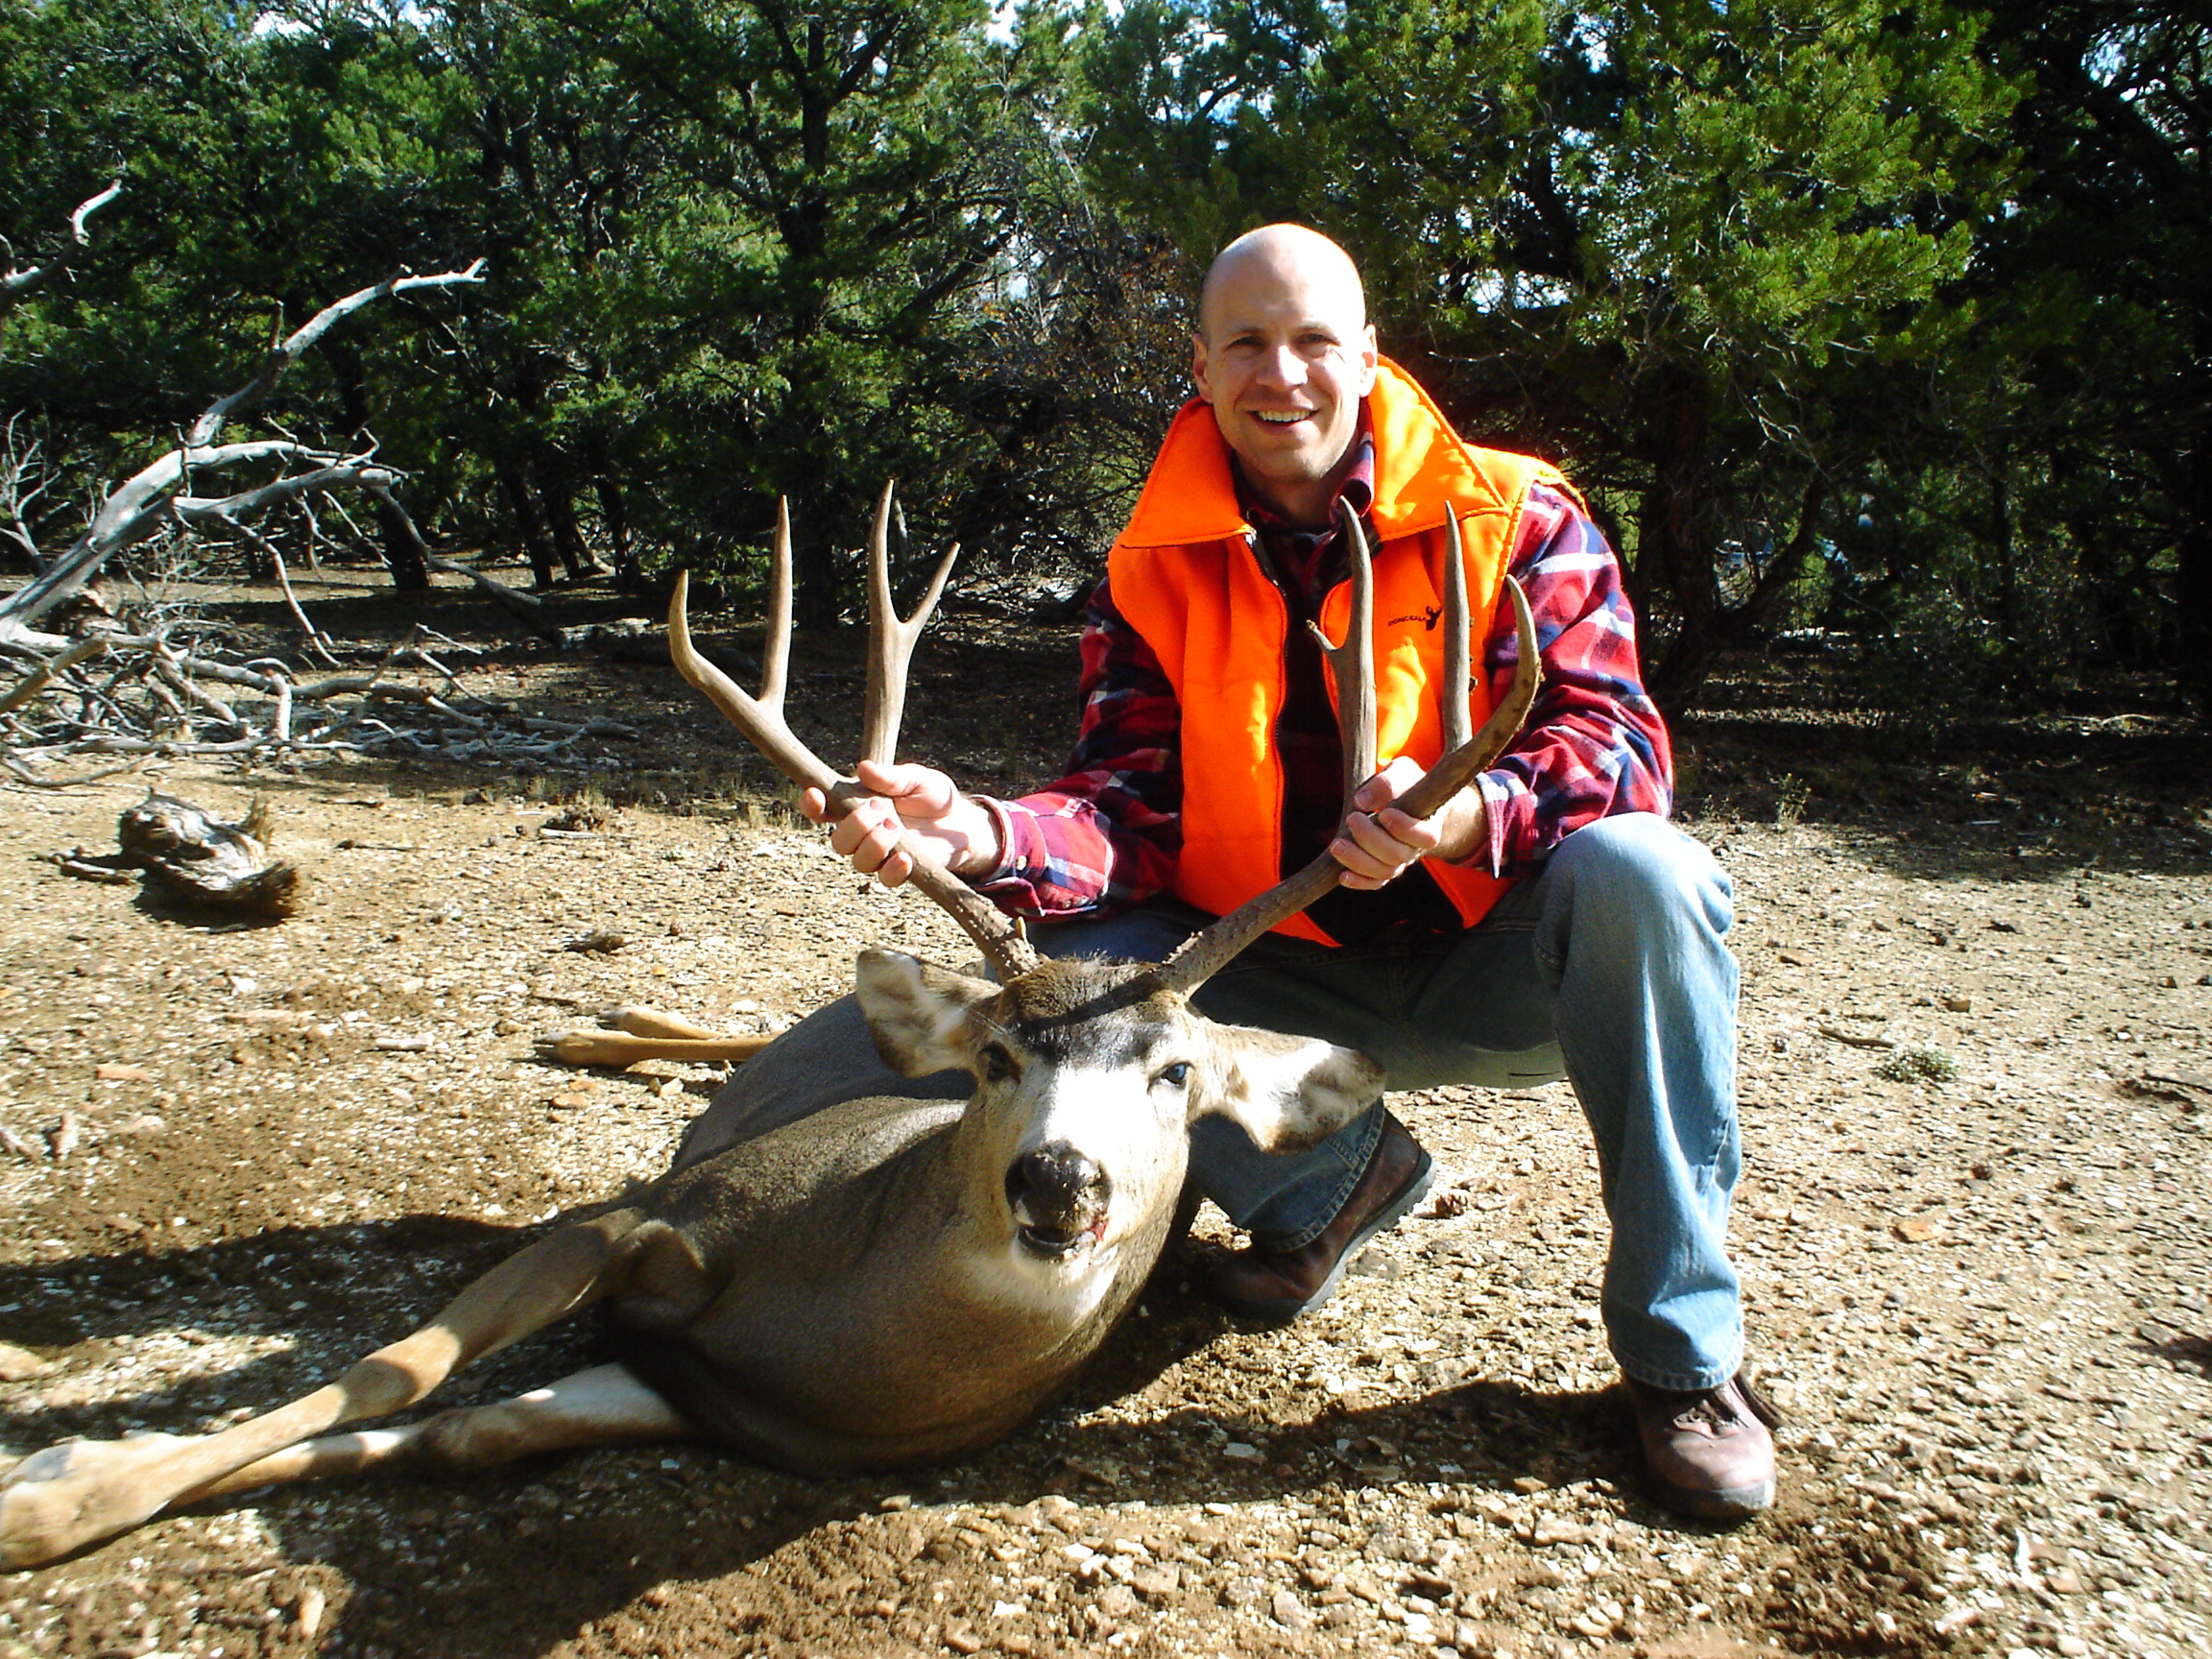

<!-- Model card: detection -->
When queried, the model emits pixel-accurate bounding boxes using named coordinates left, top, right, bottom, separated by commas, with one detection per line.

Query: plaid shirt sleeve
left=974, top=482, right=1671, bottom=915
left=971, top=580, right=1184, bottom=921
left=1470, top=481, right=1673, bottom=878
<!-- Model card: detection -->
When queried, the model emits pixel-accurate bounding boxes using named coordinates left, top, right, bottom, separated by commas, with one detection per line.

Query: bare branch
left=0, top=260, right=484, bottom=639
left=0, top=181, right=122, bottom=319
left=421, top=551, right=561, bottom=639
left=266, top=543, right=342, bottom=667
left=183, top=262, right=486, bottom=450
left=0, top=637, right=108, bottom=715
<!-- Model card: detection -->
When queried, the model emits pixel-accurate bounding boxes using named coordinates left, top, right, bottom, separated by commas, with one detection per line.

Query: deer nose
left=1006, top=1142, right=1108, bottom=1249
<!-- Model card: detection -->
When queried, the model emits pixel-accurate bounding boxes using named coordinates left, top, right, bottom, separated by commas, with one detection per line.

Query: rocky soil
left=1, top=568, right=2208, bottom=1659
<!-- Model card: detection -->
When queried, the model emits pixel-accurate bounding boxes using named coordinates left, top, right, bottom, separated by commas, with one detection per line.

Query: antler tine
left=861, top=480, right=963, bottom=769
left=668, top=567, right=840, bottom=803
left=760, top=495, right=793, bottom=712
left=668, top=564, right=1037, bottom=983
left=1384, top=574, right=1540, bottom=822
left=1155, top=572, right=1542, bottom=998
left=1308, top=500, right=1377, bottom=800
left=1441, top=508, right=1472, bottom=753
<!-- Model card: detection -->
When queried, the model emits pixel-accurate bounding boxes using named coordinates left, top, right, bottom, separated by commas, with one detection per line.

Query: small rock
left=1129, top=1564, right=1180, bottom=1599
left=1348, top=1247, right=1402, bottom=1282
left=943, top=1626, right=982, bottom=1654
left=1222, top=1441, right=1262, bottom=1461
left=1523, top=1515, right=1586, bottom=1547
left=564, top=930, right=628, bottom=953
left=0, top=1340, right=53, bottom=1382
left=1270, top=1587, right=1312, bottom=1631
left=1094, top=1583, right=1139, bottom=1618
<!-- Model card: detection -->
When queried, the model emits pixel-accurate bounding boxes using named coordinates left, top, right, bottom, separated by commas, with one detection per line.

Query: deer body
left=0, top=949, right=1378, bottom=1567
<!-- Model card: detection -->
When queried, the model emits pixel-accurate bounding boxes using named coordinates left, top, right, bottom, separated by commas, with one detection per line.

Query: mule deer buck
left=0, top=486, right=1537, bottom=1570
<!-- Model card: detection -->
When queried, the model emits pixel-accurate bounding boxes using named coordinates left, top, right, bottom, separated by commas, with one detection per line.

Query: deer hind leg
left=174, top=1364, right=688, bottom=1498
left=0, top=1208, right=667, bottom=1570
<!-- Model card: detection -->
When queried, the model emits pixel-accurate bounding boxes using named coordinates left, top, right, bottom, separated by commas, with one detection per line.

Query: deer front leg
left=0, top=1210, right=654, bottom=1569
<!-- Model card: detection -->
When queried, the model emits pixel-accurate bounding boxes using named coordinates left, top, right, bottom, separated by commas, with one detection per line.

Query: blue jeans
left=1031, top=813, right=1743, bottom=1393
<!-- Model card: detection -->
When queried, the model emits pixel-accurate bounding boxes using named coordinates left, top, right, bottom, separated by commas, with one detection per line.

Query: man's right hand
left=799, top=760, right=1000, bottom=889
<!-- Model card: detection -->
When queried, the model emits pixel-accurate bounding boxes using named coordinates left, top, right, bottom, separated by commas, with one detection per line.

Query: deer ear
left=854, top=949, right=998, bottom=1076
left=1201, top=1024, right=1385, bottom=1152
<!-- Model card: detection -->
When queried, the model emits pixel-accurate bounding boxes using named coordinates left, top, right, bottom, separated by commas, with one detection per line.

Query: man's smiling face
left=1190, top=226, right=1379, bottom=527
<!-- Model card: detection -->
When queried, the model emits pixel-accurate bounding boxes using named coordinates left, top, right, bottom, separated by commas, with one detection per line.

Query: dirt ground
left=1, top=567, right=2209, bottom=1659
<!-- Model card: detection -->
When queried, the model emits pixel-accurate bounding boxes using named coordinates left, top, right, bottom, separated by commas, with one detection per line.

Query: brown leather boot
left=1209, top=1114, right=1433, bottom=1321
left=1624, top=1371, right=1781, bottom=1521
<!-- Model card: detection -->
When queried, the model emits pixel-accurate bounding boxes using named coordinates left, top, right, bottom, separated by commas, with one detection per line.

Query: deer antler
left=667, top=493, right=1039, bottom=982
left=863, top=481, right=962, bottom=768
left=1156, top=511, right=1541, bottom=996
left=1310, top=500, right=1377, bottom=798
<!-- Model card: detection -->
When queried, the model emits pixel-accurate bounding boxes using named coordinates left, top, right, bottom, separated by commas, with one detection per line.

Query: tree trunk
left=531, top=447, right=595, bottom=581
left=2172, top=424, right=2212, bottom=726
left=495, top=456, right=558, bottom=589
left=373, top=493, right=431, bottom=591
left=597, top=476, right=637, bottom=591
left=1640, top=365, right=1718, bottom=713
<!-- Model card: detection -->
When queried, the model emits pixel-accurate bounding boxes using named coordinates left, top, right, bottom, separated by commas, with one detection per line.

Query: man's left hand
left=1329, top=757, right=1487, bottom=890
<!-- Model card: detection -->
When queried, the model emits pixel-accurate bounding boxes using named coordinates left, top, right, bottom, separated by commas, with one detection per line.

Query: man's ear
left=1198, top=1022, right=1385, bottom=1152
left=854, top=949, right=997, bottom=1076
left=1190, top=329, right=1214, bottom=400
left=1356, top=321, right=1379, bottom=394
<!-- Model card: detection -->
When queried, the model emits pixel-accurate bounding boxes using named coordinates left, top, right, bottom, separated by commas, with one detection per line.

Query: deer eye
left=1153, top=1061, right=1191, bottom=1091
left=979, top=1043, right=1021, bottom=1083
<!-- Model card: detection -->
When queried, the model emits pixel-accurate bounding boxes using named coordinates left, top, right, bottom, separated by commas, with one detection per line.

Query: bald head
left=1189, top=224, right=1379, bottom=525
left=1197, top=224, right=1367, bottom=344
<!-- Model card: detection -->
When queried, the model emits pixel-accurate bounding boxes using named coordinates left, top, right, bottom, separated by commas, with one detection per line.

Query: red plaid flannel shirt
left=972, top=472, right=1672, bottom=928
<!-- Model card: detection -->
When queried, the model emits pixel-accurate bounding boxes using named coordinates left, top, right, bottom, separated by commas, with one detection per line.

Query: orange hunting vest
left=1108, top=360, right=1562, bottom=946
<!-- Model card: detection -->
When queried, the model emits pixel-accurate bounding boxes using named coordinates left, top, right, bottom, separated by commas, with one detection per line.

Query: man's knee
left=1547, top=814, right=1732, bottom=930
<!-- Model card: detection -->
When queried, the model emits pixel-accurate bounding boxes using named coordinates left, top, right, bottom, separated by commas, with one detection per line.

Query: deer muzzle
left=1005, top=1142, right=1111, bottom=1259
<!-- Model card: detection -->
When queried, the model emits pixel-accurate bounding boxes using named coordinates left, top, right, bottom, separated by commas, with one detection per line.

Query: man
left=805, top=224, right=1776, bottom=1521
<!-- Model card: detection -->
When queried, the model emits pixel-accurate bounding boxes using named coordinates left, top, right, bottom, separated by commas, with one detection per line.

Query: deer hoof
left=0, top=1433, right=187, bottom=1569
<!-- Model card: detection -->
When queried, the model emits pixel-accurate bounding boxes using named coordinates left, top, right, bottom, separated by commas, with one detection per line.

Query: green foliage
left=1, top=0, right=1166, bottom=619
left=0, top=0, right=2203, bottom=728
left=1070, top=0, right=2025, bottom=709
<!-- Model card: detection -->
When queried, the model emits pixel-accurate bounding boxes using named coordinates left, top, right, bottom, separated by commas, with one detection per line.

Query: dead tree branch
left=1, top=622, right=638, bottom=781
left=0, top=181, right=122, bottom=320
left=0, top=636, right=108, bottom=714
left=0, top=262, right=485, bottom=645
